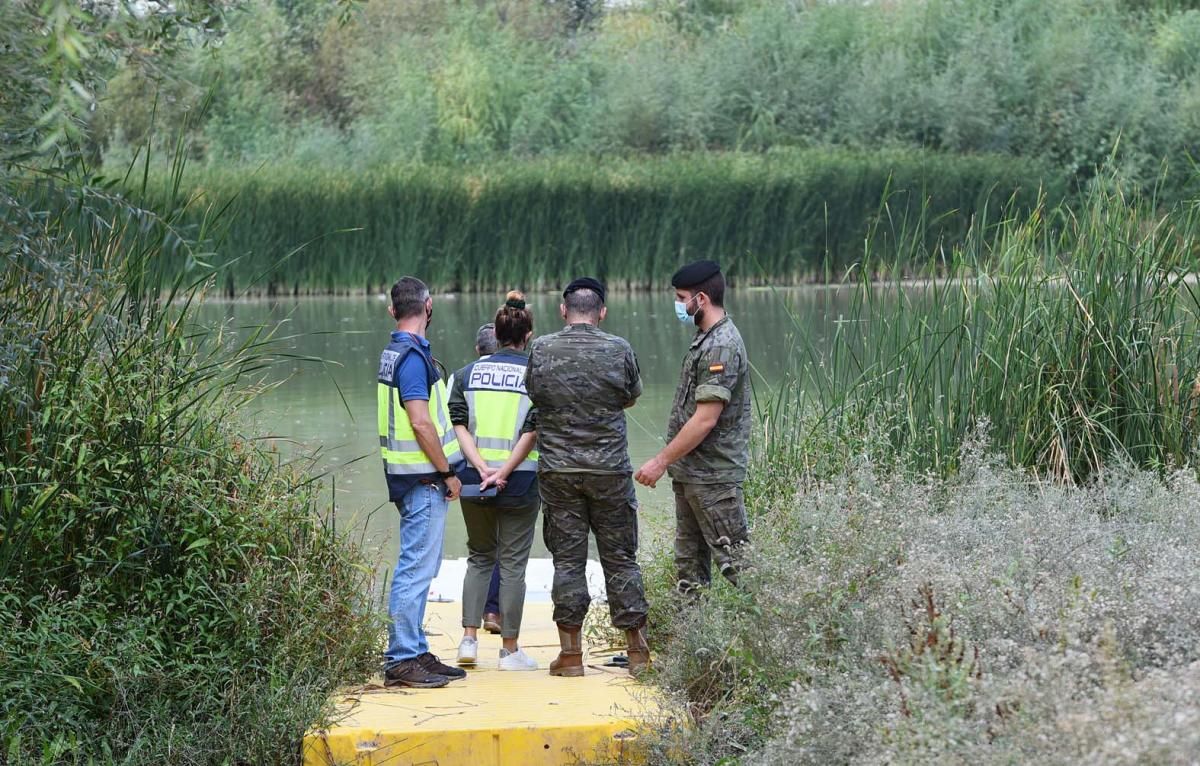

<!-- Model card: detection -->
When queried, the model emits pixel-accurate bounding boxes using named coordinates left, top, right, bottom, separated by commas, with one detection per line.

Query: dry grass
left=642, top=440, right=1200, bottom=764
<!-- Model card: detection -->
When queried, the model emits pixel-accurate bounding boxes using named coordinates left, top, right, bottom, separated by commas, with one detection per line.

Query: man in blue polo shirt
left=377, top=276, right=465, bottom=688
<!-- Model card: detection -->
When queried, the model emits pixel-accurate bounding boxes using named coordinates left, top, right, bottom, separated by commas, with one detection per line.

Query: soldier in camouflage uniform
left=525, top=277, right=651, bottom=677
left=635, top=261, right=752, bottom=595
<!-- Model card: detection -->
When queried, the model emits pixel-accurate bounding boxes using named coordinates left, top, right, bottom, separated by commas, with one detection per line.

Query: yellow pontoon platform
left=302, top=601, right=661, bottom=766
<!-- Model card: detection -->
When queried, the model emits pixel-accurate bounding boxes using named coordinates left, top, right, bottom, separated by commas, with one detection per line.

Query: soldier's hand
left=444, top=475, right=463, bottom=501
left=634, top=457, right=668, bottom=489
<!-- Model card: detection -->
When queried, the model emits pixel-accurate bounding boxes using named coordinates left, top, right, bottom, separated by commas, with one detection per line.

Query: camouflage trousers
left=673, top=480, right=749, bottom=594
left=539, top=472, right=648, bottom=630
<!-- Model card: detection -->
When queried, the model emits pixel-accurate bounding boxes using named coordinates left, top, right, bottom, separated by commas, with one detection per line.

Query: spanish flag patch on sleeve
left=708, top=363, right=725, bottom=373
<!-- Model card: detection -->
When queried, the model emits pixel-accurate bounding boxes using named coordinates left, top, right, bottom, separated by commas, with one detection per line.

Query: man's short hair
left=390, top=276, right=430, bottom=320
left=476, top=323, right=498, bottom=356
left=563, top=287, right=603, bottom=319
left=688, top=272, right=725, bottom=307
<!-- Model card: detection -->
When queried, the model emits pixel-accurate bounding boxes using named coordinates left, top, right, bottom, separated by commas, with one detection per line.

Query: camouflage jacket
left=526, top=322, right=642, bottom=474
left=667, top=315, right=751, bottom=483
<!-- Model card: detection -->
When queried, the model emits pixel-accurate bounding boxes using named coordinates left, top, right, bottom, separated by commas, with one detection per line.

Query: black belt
left=417, top=477, right=444, bottom=485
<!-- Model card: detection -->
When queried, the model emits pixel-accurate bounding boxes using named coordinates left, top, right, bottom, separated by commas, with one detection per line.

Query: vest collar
left=391, top=330, right=430, bottom=349
left=491, top=347, right=530, bottom=359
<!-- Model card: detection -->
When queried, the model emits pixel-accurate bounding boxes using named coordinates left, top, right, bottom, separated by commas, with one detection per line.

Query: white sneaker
left=498, top=647, right=538, bottom=671
left=457, top=637, right=478, bottom=666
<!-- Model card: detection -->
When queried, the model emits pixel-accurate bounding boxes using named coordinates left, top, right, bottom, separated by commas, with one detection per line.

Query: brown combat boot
left=625, top=625, right=650, bottom=677
left=549, top=624, right=584, bottom=677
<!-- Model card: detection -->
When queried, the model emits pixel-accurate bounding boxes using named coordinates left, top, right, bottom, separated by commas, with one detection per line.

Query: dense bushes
left=99, top=0, right=1200, bottom=198
left=0, top=177, right=380, bottom=763
left=151, top=149, right=1060, bottom=292
left=641, top=456, right=1200, bottom=763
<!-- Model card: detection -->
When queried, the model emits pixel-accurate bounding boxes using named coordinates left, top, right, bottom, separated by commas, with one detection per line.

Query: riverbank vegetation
left=777, top=186, right=1200, bottom=484
left=3, top=7, right=382, bottom=753
left=155, top=150, right=1056, bottom=294
left=641, top=457, right=1200, bottom=763
left=101, top=0, right=1200, bottom=198
left=637, top=184, right=1200, bottom=763
left=0, top=167, right=382, bottom=763
left=91, top=0, right=1200, bottom=291
left=1, top=164, right=385, bottom=763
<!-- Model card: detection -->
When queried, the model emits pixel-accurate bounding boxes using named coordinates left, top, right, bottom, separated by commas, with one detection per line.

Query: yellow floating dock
left=302, top=601, right=660, bottom=766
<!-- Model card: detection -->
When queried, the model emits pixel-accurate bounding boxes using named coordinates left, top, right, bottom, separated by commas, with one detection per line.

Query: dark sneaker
left=384, top=658, right=450, bottom=688
left=417, top=652, right=467, bottom=680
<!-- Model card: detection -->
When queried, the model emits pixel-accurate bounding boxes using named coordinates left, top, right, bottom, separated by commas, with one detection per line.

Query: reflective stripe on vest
left=377, top=376, right=462, bottom=475
left=464, top=386, right=538, bottom=473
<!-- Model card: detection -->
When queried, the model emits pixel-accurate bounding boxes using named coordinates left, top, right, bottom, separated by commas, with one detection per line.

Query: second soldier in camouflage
left=635, top=260, right=752, bottom=594
left=526, top=277, right=651, bottom=677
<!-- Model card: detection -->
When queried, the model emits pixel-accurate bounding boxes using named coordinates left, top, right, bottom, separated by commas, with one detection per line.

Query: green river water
left=197, top=288, right=851, bottom=571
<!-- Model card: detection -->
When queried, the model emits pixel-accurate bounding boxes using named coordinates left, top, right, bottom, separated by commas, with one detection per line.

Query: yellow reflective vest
left=377, top=333, right=461, bottom=478
left=460, top=351, right=538, bottom=474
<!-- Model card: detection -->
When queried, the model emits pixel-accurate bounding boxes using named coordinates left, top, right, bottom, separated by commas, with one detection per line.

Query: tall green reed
left=756, top=185, right=1200, bottom=486
left=141, top=148, right=1058, bottom=294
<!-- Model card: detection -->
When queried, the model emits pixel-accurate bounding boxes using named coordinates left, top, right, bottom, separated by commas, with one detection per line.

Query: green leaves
left=0, top=0, right=228, bottom=164
left=1, top=134, right=379, bottom=762
left=184, top=537, right=212, bottom=553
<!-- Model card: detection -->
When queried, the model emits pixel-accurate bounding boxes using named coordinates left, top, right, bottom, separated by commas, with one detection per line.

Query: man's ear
left=524, top=330, right=533, bottom=344
left=559, top=303, right=567, bottom=320
left=387, top=304, right=396, bottom=320
left=599, top=306, right=608, bottom=322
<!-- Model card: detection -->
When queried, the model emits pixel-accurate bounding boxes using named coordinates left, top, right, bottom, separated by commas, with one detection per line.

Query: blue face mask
left=674, top=295, right=697, bottom=325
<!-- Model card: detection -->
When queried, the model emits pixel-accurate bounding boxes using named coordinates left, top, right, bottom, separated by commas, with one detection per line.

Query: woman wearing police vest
left=449, top=291, right=541, bottom=671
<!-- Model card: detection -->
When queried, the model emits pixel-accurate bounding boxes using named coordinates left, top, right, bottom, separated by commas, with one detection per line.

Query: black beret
left=671, top=260, right=721, bottom=288
left=563, top=276, right=606, bottom=303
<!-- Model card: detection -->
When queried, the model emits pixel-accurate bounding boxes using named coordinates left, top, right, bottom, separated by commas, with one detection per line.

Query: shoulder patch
left=378, top=349, right=402, bottom=382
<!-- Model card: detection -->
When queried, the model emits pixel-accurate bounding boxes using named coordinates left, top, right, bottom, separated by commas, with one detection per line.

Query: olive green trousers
left=460, top=496, right=539, bottom=639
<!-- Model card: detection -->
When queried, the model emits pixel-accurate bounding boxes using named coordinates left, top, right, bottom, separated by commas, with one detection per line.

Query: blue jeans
left=384, top=483, right=448, bottom=668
